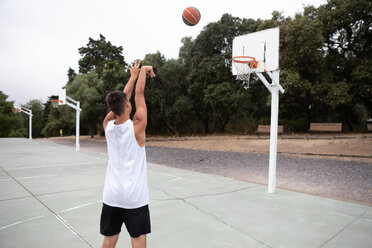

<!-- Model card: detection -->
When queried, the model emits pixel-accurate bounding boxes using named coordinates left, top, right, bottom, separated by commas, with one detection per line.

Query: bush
left=283, top=118, right=308, bottom=133
left=8, top=128, right=27, bottom=137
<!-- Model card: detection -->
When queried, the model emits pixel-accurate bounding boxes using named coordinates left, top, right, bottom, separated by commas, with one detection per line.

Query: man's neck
left=114, top=113, right=130, bottom=125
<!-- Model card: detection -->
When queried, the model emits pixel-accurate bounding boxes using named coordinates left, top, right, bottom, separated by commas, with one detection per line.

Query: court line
left=319, top=207, right=371, bottom=247
left=164, top=173, right=181, bottom=178
left=0, top=215, right=46, bottom=231
left=0, top=166, right=93, bottom=247
left=152, top=185, right=272, bottom=248
left=169, top=177, right=183, bottom=182
left=0, top=175, right=56, bottom=182
left=7, top=161, right=104, bottom=171
left=61, top=200, right=102, bottom=213
left=0, top=186, right=101, bottom=202
left=35, top=186, right=101, bottom=197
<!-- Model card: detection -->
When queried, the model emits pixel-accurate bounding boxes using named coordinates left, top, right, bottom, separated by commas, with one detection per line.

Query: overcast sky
left=0, top=0, right=327, bottom=107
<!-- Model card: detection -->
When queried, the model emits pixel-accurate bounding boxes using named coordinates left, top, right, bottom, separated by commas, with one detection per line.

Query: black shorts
left=100, top=203, right=151, bottom=238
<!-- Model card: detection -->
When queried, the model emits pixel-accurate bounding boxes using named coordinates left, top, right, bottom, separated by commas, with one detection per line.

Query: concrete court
left=0, top=138, right=371, bottom=248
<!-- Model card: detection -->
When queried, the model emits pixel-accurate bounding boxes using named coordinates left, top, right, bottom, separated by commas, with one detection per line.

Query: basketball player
left=100, top=60, right=155, bottom=248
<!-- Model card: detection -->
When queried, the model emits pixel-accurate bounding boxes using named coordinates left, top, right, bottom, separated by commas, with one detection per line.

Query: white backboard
left=232, top=27, right=279, bottom=74
left=58, top=88, right=66, bottom=105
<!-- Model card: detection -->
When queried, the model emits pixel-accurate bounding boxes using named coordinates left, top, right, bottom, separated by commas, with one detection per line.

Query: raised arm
left=103, top=61, right=140, bottom=131
left=133, top=66, right=155, bottom=146
left=103, top=111, right=116, bottom=131
left=123, top=60, right=140, bottom=100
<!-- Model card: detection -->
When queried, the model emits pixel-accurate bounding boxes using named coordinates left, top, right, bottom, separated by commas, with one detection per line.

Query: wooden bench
left=309, top=123, right=342, bottom=132
left=257, top=125, right=284, bottom=134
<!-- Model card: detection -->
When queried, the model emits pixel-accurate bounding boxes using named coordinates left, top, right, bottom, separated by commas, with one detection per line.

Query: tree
left=67, top=67, right=77, bottom=85
left=204, top=82, right=245, bottom=131
left=317, top=0, right=372, bottom=118
left=24, top=99, right=45, bottom=138
left=42, top=3, right=371, bottom=137
left=184, top=14, right=262, bottom=133
left=156, top=58, right=193, bottom=135
left=278, top=7, right=330, bottom=130
left=78, top=34, right=126, bottom=76
left=67, top=70, right=106, bottom=137
left=0, top=91, right=26, bottom=137
left=41, top=96, right=75, bottom=137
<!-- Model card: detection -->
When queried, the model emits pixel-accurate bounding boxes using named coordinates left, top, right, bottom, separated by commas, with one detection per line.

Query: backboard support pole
left=20, top=106, right=32, bottom=140
left=29, top=110, right=32, bottom=140
left=255, top=72, right=272, bottom=93
left=268, top=73, right=279, bottom=193
left=76, top=101, right=80, bottom=152
left=256, top=70, right=284, bottom=193
left=58, top=91, right=82, bottom=152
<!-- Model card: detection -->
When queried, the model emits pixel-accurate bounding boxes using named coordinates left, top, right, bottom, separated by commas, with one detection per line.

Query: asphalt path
left=44, top=138, right=372, bottom=206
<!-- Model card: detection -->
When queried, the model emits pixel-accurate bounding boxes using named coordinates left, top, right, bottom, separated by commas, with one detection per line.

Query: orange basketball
left=182, top=7, right=201, bottom=26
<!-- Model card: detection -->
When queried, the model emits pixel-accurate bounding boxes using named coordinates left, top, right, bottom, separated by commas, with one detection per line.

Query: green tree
left=46, top=2, right=371, bottom=136
left=204, top=82, right=245, bottom=131
left=23, top=99, right=45, bottom=138
left=41, top=97, right=75, bottom=137
left=185, top=14, right=262, bottom=133
left=317, top=0, right=372, bottom=123
left=0, top=91, right=27, bottom=137
left=278, top=7, right=330, bottom=130
left=46, top=35, right=130, bottom=137
left=67, top=67, right=77, bottom=85
left=67, top=70, right=106, bottom=137
left=78, top=34, right=126, bottom=76
left=157, top=58, right=193, bottom=135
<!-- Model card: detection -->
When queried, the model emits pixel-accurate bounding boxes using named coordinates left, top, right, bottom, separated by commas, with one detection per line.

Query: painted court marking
left=8, top=161, right=103, bottom=171
left=61, top=200, right=102, bottom=213
left=0, top=200, right=102, bottom=231
left=0, top=215, right=46, bottom=231
left=164, top=173, right=183, bottom=181
left=0, top=174, right=56, bottom=182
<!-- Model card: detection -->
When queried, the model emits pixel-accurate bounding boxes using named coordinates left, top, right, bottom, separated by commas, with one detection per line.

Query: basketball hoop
left=12, top=108, right=21, bottom=112
left=51, top=99, right=62, bottom=108
left=232, top=56, right=258, bottom=88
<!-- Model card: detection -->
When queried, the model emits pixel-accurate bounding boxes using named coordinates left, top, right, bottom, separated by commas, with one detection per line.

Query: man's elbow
left=135, top=89, right=145, bottom=96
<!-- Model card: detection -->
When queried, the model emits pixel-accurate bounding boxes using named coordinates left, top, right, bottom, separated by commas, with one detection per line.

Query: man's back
left=103, top=119, right=149, bottom=209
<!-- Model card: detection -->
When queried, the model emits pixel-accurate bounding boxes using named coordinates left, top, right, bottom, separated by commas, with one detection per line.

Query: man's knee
left=131, top=234, right=146, bottom=248
left=102, top=234, right=119, bottom=248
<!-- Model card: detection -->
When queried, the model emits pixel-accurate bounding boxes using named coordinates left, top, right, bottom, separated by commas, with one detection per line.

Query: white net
left=233, top=56, right=257, bottom=89
left=52, top=100, right=59, bottom=108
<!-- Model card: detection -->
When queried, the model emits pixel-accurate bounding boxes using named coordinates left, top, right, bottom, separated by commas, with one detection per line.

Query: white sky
left=0, top=0, right=327, bottom=106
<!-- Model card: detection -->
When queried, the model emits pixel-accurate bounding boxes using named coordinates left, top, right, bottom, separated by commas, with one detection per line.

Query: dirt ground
left=48, top=133, right=372, bottom=163
left=146, top=134, right=372, bottom=163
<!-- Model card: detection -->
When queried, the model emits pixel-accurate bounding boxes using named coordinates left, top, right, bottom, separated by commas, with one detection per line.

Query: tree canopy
left=5, top=0, right=371, bottom=138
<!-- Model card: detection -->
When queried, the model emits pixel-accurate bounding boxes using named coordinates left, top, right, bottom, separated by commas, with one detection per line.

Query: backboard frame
left=232, top=27, right=280, bottom=75
left=58, top=88, right=66, bottom=105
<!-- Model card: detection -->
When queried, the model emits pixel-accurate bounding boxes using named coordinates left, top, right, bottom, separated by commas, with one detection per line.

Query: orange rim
left=232, top=56, right=258, bottom=68
left=51, top=100, right=63, bottom=103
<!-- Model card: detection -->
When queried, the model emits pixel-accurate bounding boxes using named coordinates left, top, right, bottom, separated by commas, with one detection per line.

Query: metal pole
left=29, top=110, right=32, bottom=140
left=268, top=71, right=280, bottom=193
left=76, top=101, right=80, bottom=151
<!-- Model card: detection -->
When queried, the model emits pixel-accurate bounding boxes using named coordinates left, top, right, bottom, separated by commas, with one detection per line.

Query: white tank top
left=103, top=119, right=149, bottom=209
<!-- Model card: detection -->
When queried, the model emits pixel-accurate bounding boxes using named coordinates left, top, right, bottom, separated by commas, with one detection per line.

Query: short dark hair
left=106, top=91, right=127, bottom=116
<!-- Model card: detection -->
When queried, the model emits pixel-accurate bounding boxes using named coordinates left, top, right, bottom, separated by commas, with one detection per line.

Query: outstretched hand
left=129, top=60, right=141, bottom=78
left=141, top=66, right=156, bottom=78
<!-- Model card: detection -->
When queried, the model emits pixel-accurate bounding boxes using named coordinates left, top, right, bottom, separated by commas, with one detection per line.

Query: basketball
left=182, top=7, right=201, bottom=26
